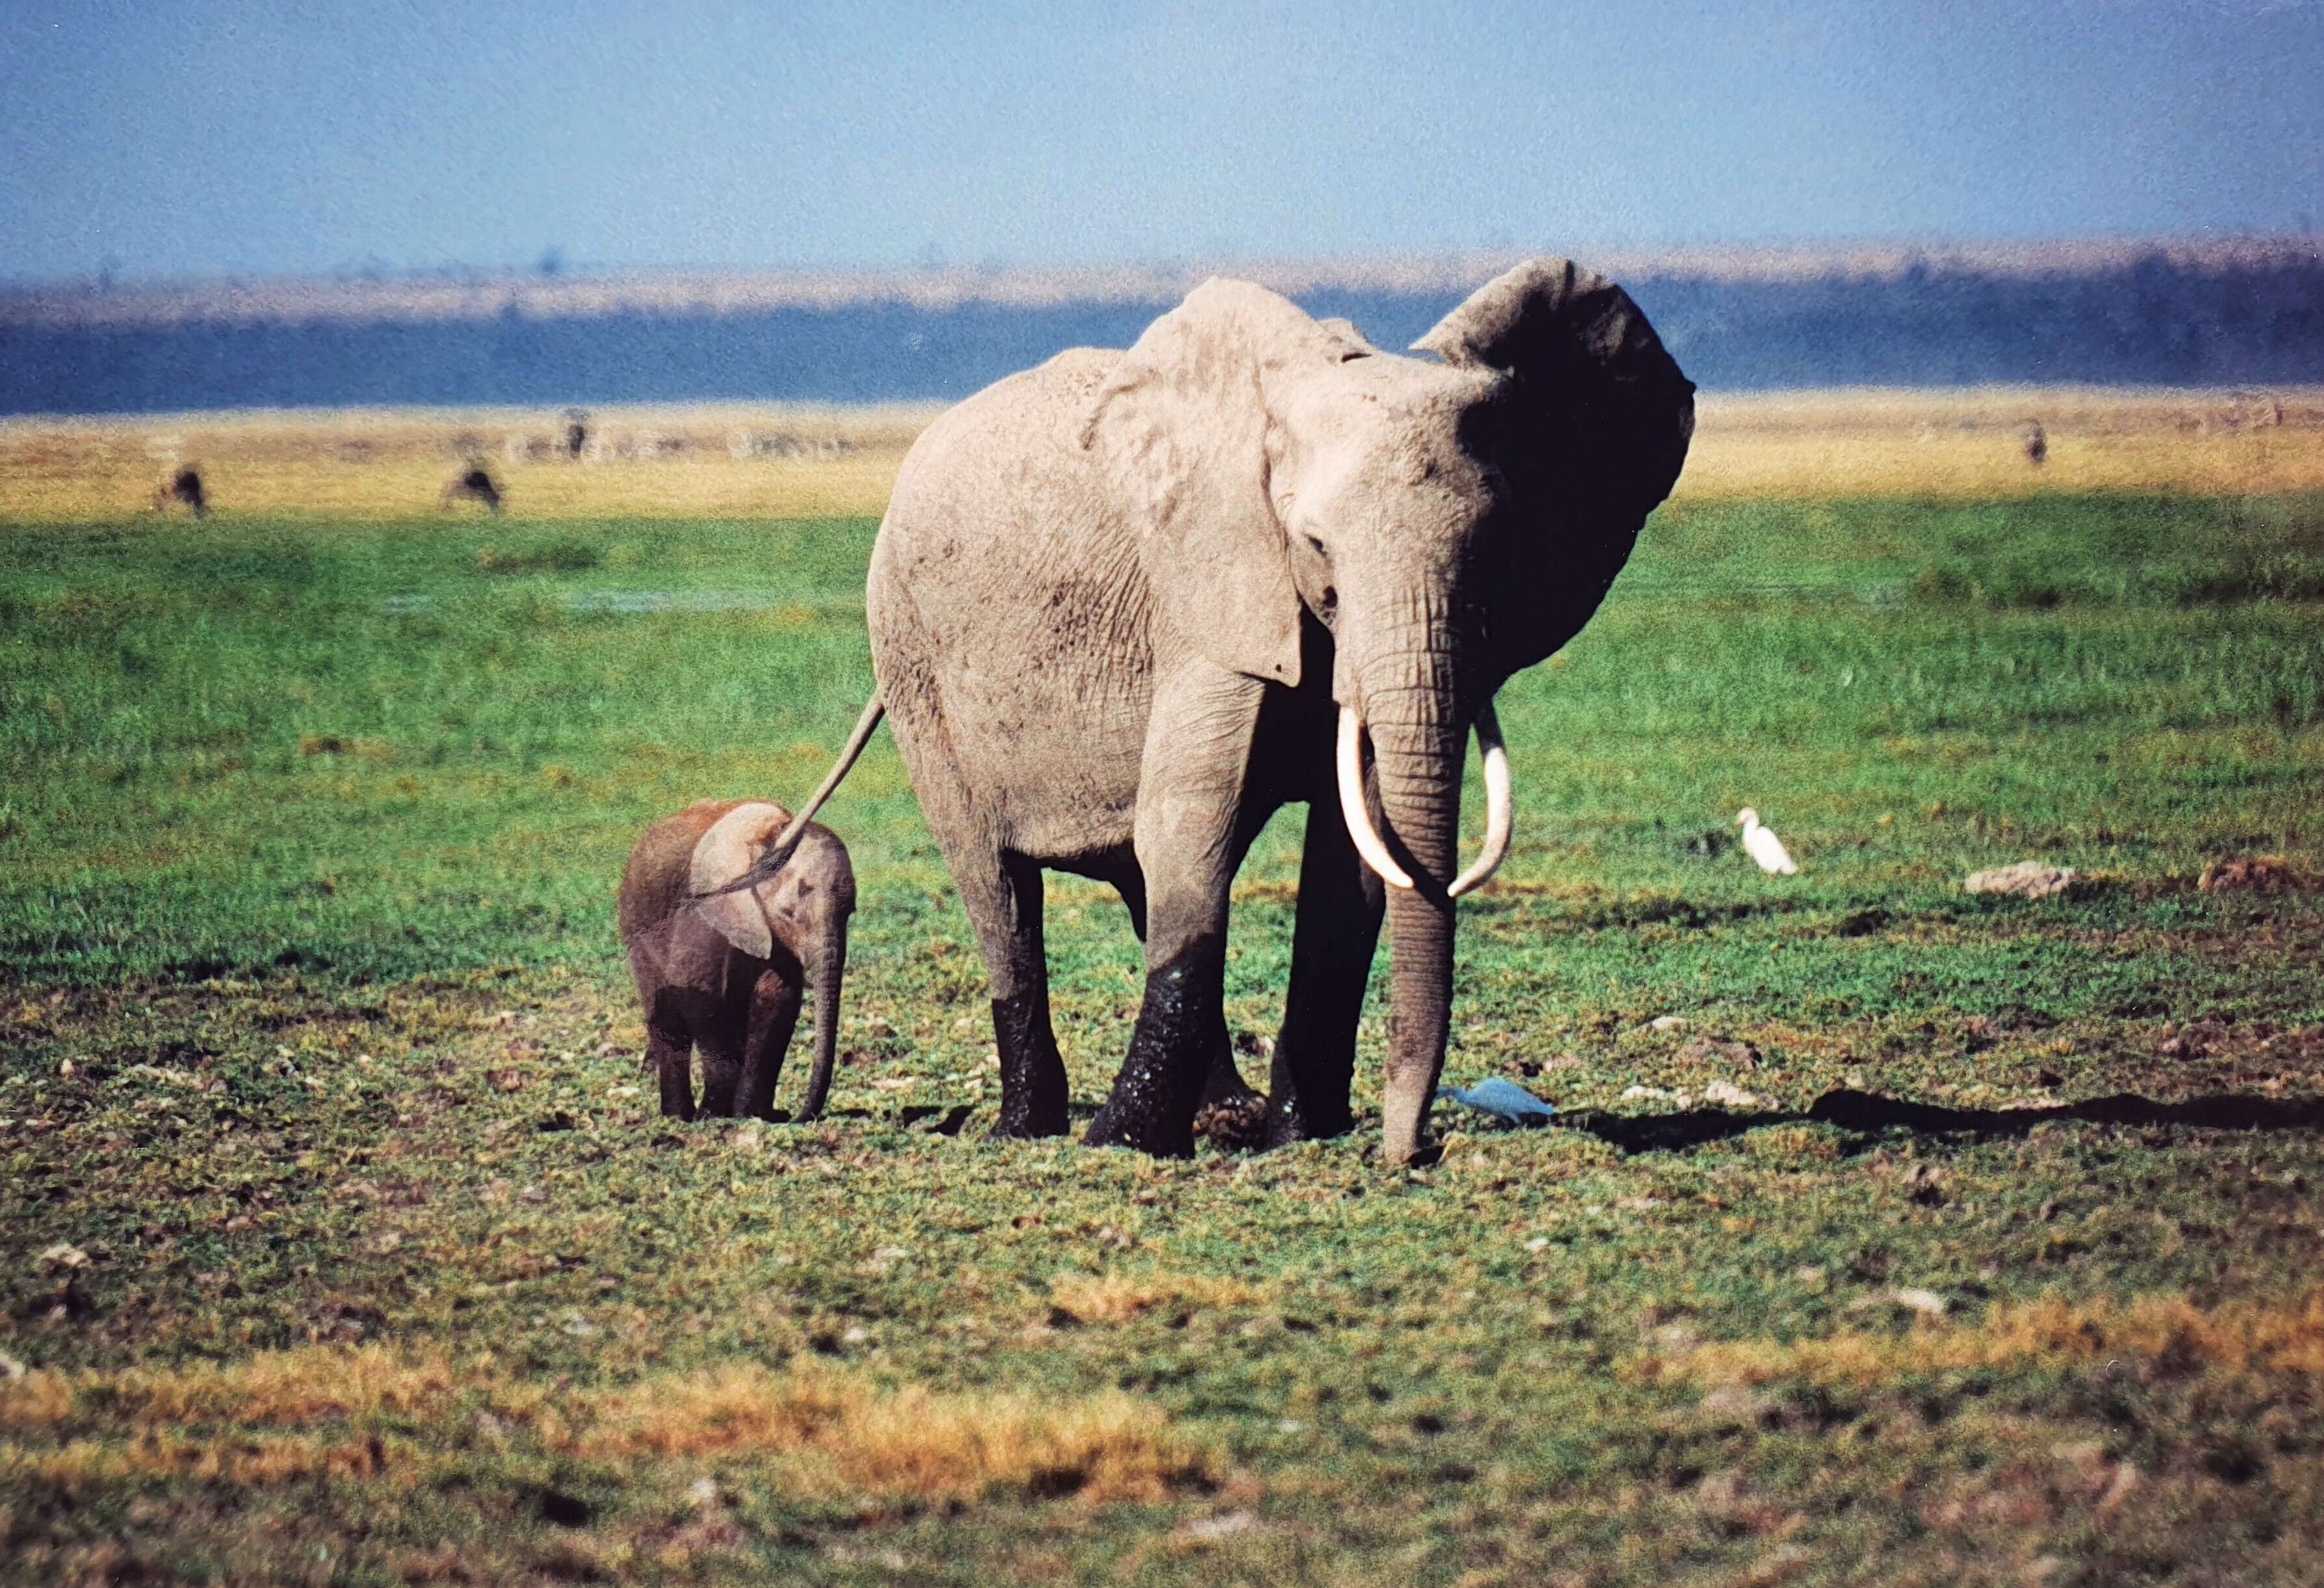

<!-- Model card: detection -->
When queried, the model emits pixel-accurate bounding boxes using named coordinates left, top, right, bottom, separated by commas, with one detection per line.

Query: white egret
left=1735, top=808, right=1798, bottom=876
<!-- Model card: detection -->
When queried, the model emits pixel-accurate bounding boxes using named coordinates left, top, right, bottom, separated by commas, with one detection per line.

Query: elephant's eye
left=1305, top=534, right=1327, bottom=557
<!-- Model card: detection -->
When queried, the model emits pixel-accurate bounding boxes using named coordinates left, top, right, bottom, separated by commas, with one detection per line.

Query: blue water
left=5, top=255, right=2321, bottom=415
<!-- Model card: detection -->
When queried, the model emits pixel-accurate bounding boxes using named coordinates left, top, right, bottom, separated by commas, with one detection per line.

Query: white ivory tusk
left=1447, top=702, right=1513, bottom=898
left=1336, top=706, right=1415, bottom=891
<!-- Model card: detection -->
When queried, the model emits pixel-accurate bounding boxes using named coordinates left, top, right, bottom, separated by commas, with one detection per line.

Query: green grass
left=4, top=493, right=2323, bottom=1585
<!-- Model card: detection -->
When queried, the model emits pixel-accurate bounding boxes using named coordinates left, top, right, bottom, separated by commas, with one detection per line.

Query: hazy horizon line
left=8, top=233, right=2321, bottom=331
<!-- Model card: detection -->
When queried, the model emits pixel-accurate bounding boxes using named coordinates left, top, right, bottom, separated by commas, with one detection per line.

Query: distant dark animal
left=152, top=466, right=207, bottom=516
left=2022, top=421, right=2047, bottom=466
left=441, top=465, right=503, bottom=514
left=564, top=408, right=590, bottom=459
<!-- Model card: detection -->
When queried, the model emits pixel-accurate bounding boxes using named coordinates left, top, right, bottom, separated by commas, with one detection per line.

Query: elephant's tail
left=700, top=691, right=885, bottom=899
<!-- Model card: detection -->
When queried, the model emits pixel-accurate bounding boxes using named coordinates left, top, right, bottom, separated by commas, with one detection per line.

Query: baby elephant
left=618, top=799, right=855, bottom=1122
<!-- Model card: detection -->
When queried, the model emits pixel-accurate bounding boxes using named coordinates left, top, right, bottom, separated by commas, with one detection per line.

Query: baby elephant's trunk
left=795, top=914, right=848, bottom=1121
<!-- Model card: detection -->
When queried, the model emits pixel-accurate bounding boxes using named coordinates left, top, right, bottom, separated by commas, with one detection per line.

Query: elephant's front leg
left=646, top=1025, right=697, bottom=1121
left=1264, top=795, right=1387, bottom=1146
left=1085, top=668, right=1263, bottom=1157
left=734, top=971, right=803, bottom=1121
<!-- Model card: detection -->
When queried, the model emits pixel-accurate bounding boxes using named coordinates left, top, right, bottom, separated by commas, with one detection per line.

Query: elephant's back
left=618, top=798, right=751, bottom=941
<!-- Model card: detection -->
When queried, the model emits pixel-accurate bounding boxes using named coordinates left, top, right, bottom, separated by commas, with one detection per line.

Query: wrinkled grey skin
left=861, top=258, right=1692, bottom=1163
left=618, top=799, right=855, bottom=1122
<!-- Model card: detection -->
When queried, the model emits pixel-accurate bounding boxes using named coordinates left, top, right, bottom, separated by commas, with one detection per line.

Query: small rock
left=1175, top=1509, right=1259, bottom=1542
left=0, top=1350, right=27, bottom=1379
left=1965, top=861, right=2077, bottom=899
left=37, top=1242, right=89, bottom=1271
left=1525, top=1235, right=1551, bottom=1253
left=1621, top=1084, right=1679, bottom=1103
left=1704, top=1079, right=1765, bottom=1109
left=687, top=1477, right=722, bottom=1510
left=840, top=1324, right=872, bottom=1346
left=1648, top=1015, right=1689, bottom=1032
left=1890, top=1287, right=1949, bottom=1318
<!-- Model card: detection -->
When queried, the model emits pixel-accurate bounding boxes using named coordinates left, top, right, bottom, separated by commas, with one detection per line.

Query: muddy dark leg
left=696, top=1031, right=744, bottom=1118
left=1085, top=936, right=1225, bottom=1157
left=954, top=851, right=1067, bottom=1139
left=1112, top=865, right=1253, bottom=1112
left=648, top=1027, right=696, bottom=1121
left=1086, top=669, right=1258, bottom=1156
left=991, top=986, right=1069, bottom=1139
left=1266, top=796, right=1387, bottom=1147
left=735, top=971, right=803, bottom=1121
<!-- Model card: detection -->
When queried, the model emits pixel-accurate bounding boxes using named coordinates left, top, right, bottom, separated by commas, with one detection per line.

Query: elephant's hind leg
left=957, top=849, right=1070, bottom=1138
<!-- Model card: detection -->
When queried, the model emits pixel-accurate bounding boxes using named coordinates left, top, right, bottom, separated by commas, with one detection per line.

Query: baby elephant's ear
left=688, top=801, right=792, bottom=958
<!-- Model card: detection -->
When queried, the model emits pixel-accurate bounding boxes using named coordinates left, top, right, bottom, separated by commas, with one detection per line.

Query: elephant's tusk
left=1336, top=706, right=1415, bottom=891
left=1448, top=702, right=1513, bottom=899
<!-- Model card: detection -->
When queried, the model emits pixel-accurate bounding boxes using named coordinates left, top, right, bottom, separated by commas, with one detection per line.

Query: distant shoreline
left=7, top=236, right=2320, bottom=331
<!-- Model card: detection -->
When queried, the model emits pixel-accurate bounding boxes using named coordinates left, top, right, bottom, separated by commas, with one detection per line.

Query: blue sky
left=3, top=0, right=2320, bottom=282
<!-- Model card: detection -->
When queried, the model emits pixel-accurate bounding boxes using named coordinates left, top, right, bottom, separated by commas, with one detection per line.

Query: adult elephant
left=750, top=258, right=1693, bottom=1163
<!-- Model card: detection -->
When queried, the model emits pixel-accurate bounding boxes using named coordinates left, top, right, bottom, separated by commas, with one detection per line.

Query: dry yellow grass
left=1636, top=1286, right=2324, bottom=1389
left=571, top=1362, right=1211, bottom=1503
left=0, top=1348, right=1212, bottom=1508
left=0, top=1344, right=452, bottom=1431
left=4, top=386, right=2319, bottom=522
left=1047, top=1269, right=1267, bottom=1326
left=1680, top=386, right=2324, bottom=500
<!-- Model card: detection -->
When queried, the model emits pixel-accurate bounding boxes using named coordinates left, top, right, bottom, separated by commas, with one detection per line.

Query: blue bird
left=1435, top=1078, right=1556, bottom=1128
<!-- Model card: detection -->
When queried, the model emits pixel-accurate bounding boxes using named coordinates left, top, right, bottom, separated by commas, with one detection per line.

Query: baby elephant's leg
left=646, top=1025, right=696, bottom=1120
left=734, top=970, right=803, bottom=1120
left=695, top=1031, right=745, bottom=1118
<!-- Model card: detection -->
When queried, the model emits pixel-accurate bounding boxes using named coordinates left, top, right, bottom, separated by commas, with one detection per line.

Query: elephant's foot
left=1259, top=1094, right=1355, bottom=1151
left=1256, top=1029, right=1356, bottom=1148
left=1084, top=956, right=1215, bottom=1158
left=1200, top=1044, right=1261, bottom=1107
left=988, top=993, right=1070, bottom=1139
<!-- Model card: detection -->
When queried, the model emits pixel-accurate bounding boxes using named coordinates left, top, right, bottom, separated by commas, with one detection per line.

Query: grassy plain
left=3, top=403, right=2324, bottom=1585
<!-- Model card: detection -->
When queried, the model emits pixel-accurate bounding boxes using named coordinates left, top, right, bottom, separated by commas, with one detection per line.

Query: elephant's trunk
left=795, top=914, right=848, bottom=1121
left=1361, top=650, right=1465, bottom=1165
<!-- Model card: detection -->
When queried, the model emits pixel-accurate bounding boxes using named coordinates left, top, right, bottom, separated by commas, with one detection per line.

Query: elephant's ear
left=1082, top=278, right=1320, bottom=688
left=687, top=801, right=792, bottom=958
left=1415, top=258, right=1695, bottom=670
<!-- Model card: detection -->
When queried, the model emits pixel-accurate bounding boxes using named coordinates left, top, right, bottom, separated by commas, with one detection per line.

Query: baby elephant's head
left=688, top=801, right=857, bottom=1118
left=688, top=803, right=855, bottom=964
